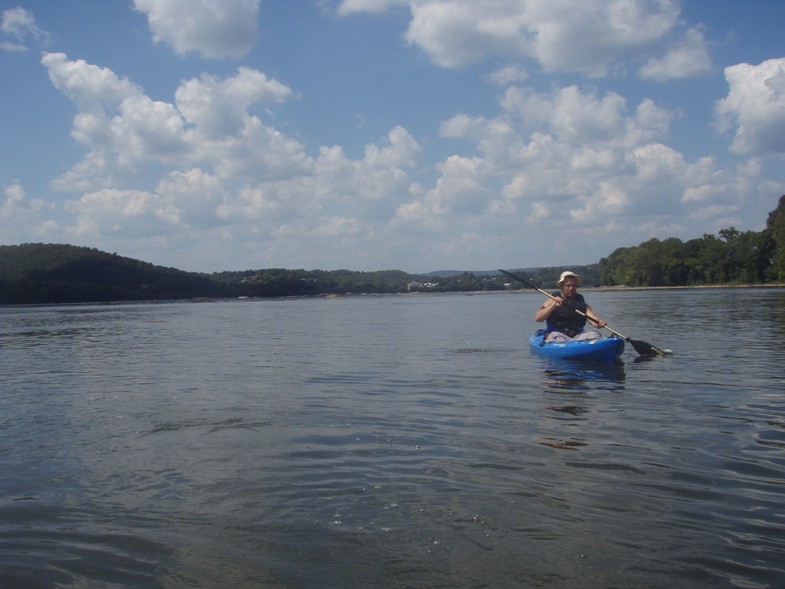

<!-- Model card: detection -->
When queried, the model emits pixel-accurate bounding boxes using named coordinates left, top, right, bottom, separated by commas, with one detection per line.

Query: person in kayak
left=534, top=271, right=607, bottom=342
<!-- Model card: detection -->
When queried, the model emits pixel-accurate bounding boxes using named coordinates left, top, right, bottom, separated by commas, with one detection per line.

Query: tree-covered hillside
left=0, top=244, right=427, bottom=303
left=0, top=244, right=229, bottom=304
left=599, top=194, right=785, bottom=287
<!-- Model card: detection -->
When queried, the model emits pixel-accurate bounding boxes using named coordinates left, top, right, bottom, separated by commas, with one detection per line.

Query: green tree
left=742, top=230, right=775, bottom=283
left=600, top=247, right=636, bottom=286
left=766, top=195, right=785, bottom=281
left=698, top=233, right=730, bottom=283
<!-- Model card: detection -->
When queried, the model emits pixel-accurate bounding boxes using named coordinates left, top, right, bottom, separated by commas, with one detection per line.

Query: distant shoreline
left=3, top=283, right=784, bottom=309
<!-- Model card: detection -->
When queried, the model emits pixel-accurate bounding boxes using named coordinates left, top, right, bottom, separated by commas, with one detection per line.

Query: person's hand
left=590, top=317, right=606, bottom=328
left=552, top=296, right=564, bottom=307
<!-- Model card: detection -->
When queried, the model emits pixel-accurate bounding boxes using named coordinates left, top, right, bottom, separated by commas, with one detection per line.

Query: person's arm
left=535, top=297, right=562, bottom=322
left=585, top=305, right=606, bottom=328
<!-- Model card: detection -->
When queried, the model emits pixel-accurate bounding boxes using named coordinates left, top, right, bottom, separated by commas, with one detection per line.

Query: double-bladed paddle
left=498, top=268, right=669, bottom=357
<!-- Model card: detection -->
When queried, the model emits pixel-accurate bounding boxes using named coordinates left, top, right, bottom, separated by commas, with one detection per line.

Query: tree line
left=1, top=195, right=783, bottom=304
left=599, top=194, right=785, bottom=287
left=0, top=245, right=426, bottom=304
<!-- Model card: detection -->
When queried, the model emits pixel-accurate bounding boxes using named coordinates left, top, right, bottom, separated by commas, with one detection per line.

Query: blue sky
left=2, top=0, right=785, bottom=273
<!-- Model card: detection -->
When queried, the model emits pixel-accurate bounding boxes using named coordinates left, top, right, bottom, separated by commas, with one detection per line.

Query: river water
left=1, top=288, right=784, bottom=588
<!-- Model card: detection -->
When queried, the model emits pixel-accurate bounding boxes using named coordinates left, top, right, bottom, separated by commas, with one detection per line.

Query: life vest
left=546, top=292, right=587, bottom=337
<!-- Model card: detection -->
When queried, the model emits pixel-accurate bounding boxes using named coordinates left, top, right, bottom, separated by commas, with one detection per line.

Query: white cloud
left=155, top=168, right=229, bottom=227
left=715, top=58, right=785, bottom=154
left=63, top=168, right=229, bottom=238
left=1, top=6, right=50, bottom=51
left=175, top=68, right=291, bottom=138
left=1, top=183, right=52, bottom=218
left=362, top=125, right=422, bottom=168
left=43, top=52, right=193, bottom=189
left=55, top=114, right=424, bottom=267
left=525, top=0, right=680, bottom=76
left=498, top=85, right=673, bottom=148
left=403, top=1, right=533, bottom=69
left=487, top=64, right=529, bottom=86
left=133, top=0, right=260, bottom=59
left=42, top=53, right=140, bottom=112
left=64, top=188, right=175, bottom=238
left=220, top=127, right=422, bottom=229
left=395, top=154, right=488, bottom=227
left=405, top=81, right=762, bottom=242
left=549, top=86, right=627, bottom=143
left=337, top=0, right=408, bottom=16
left=310, top=216, right=363, bottom=237
left=639, top=27, right=713, bottom=81
left=0, top=183, right=57, bottom=241
left=340, top=0, right=682, bottom=76
left=42, top=53, right=308, bottom=190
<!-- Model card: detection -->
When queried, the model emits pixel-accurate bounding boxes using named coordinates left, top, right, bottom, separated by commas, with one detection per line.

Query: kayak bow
left=528, top=329, right=625, bottom=363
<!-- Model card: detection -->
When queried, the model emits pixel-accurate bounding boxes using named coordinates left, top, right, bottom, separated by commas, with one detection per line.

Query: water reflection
left=538, top=360, right=626, bottom=450
left=540, top=360, right=626, bottom=392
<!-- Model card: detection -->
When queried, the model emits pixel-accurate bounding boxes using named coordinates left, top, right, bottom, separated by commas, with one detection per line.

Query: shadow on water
left=536, top=359, right=626, bottom=450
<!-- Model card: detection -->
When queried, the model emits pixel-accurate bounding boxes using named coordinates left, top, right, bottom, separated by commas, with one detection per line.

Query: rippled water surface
left=1, top=288, right=784, bottom=588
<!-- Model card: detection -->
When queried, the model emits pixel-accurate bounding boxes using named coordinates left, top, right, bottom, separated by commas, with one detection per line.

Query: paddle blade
left=629, top=339, right=670, bottom=357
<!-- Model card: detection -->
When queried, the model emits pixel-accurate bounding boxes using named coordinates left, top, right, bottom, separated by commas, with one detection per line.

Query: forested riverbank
left=2, top=195, right=784, bottom=305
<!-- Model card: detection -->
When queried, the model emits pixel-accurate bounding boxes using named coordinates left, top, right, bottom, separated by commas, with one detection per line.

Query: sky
left=2, top=1, right=785, bottom=274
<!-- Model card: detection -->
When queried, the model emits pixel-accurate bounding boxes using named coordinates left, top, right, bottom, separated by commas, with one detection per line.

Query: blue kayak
left=529, top=329, right=625, bottom=363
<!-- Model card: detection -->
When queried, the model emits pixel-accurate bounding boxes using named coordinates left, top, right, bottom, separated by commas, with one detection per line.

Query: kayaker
left=534, top=271, right=607, bottom=342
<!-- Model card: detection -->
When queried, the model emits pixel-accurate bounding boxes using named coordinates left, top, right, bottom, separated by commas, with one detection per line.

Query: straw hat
left=557, top=271, right=581, bottom=288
